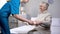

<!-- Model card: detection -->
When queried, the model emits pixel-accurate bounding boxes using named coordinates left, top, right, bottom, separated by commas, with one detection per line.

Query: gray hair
left=41, top=2, right=49, bottom=10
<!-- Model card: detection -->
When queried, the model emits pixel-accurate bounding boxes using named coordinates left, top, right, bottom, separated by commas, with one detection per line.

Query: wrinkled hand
left=34, top=20, right=42, bottom=25
left=28, top=20, right=42, bottom=25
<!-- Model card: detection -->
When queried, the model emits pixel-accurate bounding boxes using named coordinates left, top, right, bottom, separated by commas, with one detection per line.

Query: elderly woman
left=33, top=2, right=52, bottom=34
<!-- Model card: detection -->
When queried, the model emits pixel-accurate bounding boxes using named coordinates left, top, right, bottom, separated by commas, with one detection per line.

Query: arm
left=39, top=15, right=52, bottom=28
left=34, top=15, right=52, bottom=28
left=41, top=15, right=52, bottom=25
left=12, top=14, right=33, bottom=24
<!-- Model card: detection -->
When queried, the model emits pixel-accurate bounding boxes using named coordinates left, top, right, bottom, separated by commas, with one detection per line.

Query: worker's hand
left=28, top=20, right=34, bottom=25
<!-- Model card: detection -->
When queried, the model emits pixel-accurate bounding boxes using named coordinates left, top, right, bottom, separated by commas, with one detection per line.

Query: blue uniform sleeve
left=10, top=0, right=20, bottom=14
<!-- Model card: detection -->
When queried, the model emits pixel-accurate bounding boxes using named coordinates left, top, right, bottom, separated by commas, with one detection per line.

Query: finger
left=33, top=22, right=37, bottom=25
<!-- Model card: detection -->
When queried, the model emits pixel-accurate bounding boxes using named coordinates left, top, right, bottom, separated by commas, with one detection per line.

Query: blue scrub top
left=0, top=0, right=20, bottom=34
left=10, top=0, right=20, bottom=14
left=0, top=0, right=20, bottom=18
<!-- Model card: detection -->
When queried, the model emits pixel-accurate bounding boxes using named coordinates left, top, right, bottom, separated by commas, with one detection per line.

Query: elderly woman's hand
left=34, top=20, right=42, bottom=25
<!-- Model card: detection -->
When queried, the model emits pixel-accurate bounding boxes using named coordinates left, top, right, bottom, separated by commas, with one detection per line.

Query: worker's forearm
left=13, top=14, right=29, bottom=23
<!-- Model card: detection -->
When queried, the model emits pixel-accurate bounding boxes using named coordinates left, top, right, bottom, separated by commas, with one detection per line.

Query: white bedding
left=10, top=25, right=35, bottom=33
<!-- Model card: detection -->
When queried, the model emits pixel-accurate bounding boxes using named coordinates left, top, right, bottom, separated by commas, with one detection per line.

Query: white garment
left=36, top=10, right=52, bottom=24
left=32, top=11, right=52, bottom=34
left=0, top=0, right=7, bottom=9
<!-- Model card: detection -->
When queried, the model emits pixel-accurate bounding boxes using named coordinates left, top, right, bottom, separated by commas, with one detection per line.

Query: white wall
left=0, top=0, right=7, bottom=9
left=25, top=0, right=60, bottom=18
left=25, top=0, right=48, bottom=17
left=48, top=0, right=60, bottom=18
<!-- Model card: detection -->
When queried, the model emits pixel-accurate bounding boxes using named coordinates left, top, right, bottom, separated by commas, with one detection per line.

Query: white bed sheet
left=10, top=25, right=35, bottom=33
